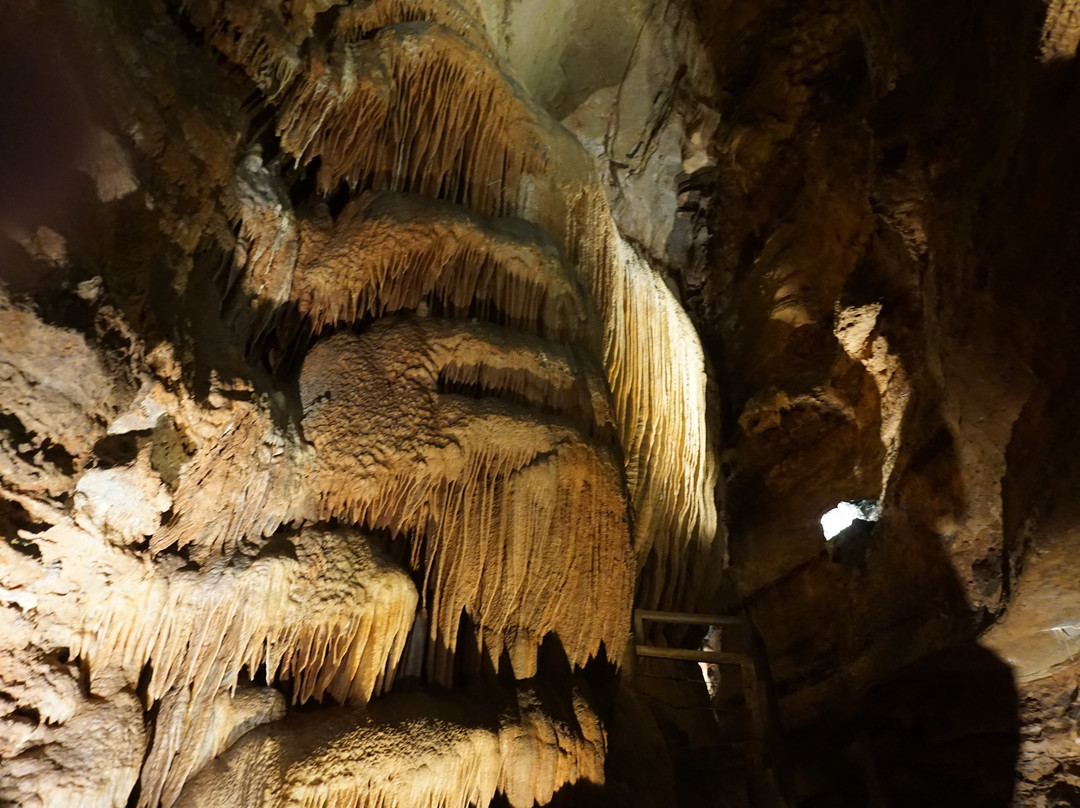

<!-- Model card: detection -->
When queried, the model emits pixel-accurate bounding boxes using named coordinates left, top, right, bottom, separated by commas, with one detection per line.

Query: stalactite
left=291, top=191, right=590, bottom=342
left=173, top=684, right=605, bottom=808
left=67, top=525, right=418, bottom=708
left=139, top=686, right=285, bottom=808
left=334, top=0, right=496, bottom=59
left=603, top=240, right=720, bottom=610
left=275, top=21, right=543, bottom=209
left=159, top=0, right=717, bottom=699
left=196, top=9, right=545, bottom=210
left=188, top=0, right=720, bottom=612
left=150, top=404, right=309, bottom=560
left=166, top=0, right=720, bottom=654
left=298, top=320, right=633, bottom=681
left=24, top=523, right=418, bottom=805
left=186, top=0, right=306, bottom=96
left=273, top=35, right=392, bottom=188
left=1040, top=0, right=1080, bottom=61
left=187, top=0, right=493, bottom=100
left=422, top=318, right=612, bottom=431
left=4, top=2, right=725, bottom=806
left=497, top=688, right=607, bottom=808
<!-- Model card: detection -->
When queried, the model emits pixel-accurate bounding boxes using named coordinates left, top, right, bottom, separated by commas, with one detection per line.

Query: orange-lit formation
left=0, top=1, right=720, bottom=806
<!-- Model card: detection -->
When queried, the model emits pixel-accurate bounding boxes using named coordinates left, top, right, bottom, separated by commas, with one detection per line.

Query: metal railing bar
left=634, top=609, right=747, bottom=626
left=635, top=646, right=752, bottom=664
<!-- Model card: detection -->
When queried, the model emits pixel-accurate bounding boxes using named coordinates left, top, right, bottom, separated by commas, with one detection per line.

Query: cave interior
left=2, top=1, right=1080, bottom=806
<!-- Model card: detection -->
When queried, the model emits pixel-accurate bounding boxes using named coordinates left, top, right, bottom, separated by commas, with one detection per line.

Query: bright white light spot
left=821, top=502, right=861, bottom=540
left=699, top=626, right=719, bottom=697
left=820, top=500, right=880, bottom=540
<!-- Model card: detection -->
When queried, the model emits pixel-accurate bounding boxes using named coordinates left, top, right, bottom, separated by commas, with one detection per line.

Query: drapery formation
left=161, top=0, right=719, bottom=634
left=0, top=1, right=721, bottom=805
left=175, top=685, right=606, bottom=808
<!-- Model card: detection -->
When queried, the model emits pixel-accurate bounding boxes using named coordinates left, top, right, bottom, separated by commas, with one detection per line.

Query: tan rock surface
left=0, top=2, right=721, bottom=806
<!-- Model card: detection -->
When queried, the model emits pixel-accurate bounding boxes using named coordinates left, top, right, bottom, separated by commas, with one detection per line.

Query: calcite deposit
left=6, top=0, right=1080, bottom=805
left=0, top=1, right=719, bottom=806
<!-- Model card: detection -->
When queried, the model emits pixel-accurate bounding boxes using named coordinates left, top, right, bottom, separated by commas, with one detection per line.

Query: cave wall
left=682, top=0, right=1080, bottom=804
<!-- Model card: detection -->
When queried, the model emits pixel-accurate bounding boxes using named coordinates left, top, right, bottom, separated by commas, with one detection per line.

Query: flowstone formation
left=0, top=1, right=721, bottom=806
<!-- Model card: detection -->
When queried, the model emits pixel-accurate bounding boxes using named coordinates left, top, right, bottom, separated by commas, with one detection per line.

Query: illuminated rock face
left=13, top=0, right=1080, bottom=805
left=0, top=1, right=720, bottom=806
